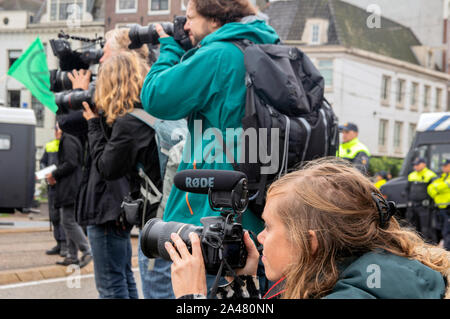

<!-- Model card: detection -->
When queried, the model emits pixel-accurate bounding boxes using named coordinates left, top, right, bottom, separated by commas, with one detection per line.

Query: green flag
left=7, top=37, right=58, bottom=114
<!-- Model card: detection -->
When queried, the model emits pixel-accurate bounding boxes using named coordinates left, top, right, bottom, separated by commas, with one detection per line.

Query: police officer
left=374, top=171, right=388, bottom=189
left=40, top=125, right=67, bottom=257
left=337, top=122, right=371, bottom=174
left=427, top=159, right=450, bottom=250
left=406, top=157, right=437, bottom=243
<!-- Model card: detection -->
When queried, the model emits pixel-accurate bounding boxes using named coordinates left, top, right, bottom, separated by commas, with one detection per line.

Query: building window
left=317, top=60, right=333, bottom=88
left=396, top=79, right=405, bottom=108
left=181, top=0, right=186, bottom=10
left=378, top=119, right=388, bottom=147
left=435, top=88, right=442, bottom=111
left=7, top=90, right=20, bottom=108
left=8, top=50, right=22, bottom=68
left=423, top=85, right=431, bottom=112
left=32, top=97, right=45, bottom=128
left=394, top=121, right=403, bottom=150
left=116, top=0, right=137, bottom=13
left=311, top=24, right=320, bottom=45
left=381, top=75, right=391, bottom=106
left=408, top=123, right=416, bottom=147
left=410, top=82, right=418, bottom=111
left=50, top=0, right=83, bottom=21
left=149, top=0, right=169, bottom=13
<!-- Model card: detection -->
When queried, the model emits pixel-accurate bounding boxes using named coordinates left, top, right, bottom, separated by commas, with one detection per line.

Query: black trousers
left=406, top=204, right=438, bottom=244
left=48, top=189, right=66, bottom=243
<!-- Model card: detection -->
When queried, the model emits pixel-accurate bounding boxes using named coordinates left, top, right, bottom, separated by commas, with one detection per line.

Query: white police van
left=0, top=107, right=36, bottom=212
left=381, top=112, right=450, bottom=216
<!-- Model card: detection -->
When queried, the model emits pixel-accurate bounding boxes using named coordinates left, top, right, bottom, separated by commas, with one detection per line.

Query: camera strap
left=208, top=256, right=245, bottom=299
left=138, top=164, right=162, bottom=205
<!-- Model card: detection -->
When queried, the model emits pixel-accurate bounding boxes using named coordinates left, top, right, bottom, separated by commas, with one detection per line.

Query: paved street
left=0, top=204, right=143, bottom=299
left=0, top=268, right=143, bottom=299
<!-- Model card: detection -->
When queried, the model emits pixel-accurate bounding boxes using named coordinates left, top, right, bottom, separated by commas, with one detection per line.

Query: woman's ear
left=308, top=230, right=318, bottom=255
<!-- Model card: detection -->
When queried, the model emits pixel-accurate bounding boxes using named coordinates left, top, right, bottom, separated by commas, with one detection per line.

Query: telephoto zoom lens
left=140, top=218, right=202, bottom=260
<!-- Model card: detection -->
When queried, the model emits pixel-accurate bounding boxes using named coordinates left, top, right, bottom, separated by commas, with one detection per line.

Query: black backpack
left=230, top=40, right=339, bottom=218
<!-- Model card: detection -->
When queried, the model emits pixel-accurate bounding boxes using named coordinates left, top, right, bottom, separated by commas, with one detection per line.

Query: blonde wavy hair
left=266, top=157, right=449, bottom=299
left=105, top=28, right=149, bottom=61
left=95, top=51, right=149, bottom=125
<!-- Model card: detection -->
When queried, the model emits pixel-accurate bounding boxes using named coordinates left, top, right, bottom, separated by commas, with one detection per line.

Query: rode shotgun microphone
left=174, top=169, right=249, bottom=213
left=174, top=169, right=247, bottom=194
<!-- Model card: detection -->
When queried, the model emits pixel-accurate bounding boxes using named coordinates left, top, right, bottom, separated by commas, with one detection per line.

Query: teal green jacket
left=324, top=251, right=447, bottom=299
left=140, top=20, right=280, bottom=233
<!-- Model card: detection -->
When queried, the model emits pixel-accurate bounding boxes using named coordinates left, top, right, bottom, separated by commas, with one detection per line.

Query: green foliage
left=369, top=156, right=404, bottom=178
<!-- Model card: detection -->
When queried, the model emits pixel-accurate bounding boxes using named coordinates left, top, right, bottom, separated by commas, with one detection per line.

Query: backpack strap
left=127, top=109, right=163, bottom=205
left=128, top=108, right=157, bottom=128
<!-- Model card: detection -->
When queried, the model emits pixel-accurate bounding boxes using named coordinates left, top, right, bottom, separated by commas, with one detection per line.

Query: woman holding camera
left=81, top=50, right=161, bottom=299
left=166, top=158, right=450, bottom=299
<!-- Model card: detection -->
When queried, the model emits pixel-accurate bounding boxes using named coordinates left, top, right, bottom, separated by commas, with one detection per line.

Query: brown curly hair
left=189, top=0, right=257, bottom=26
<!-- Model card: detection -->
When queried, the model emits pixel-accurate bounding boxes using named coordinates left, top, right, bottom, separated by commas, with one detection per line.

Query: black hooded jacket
left=51, top=132, right=83, bottom=208
left=58, top=111, right=129, bottom=226
left=84, top=105, right=162, bottom=225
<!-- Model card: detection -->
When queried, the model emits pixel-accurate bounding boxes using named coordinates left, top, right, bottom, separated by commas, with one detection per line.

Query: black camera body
left=54, top=81, right=96, bottom=114
left=199, top=215, right=247, bottom=275
left=49, top=32, right=103, bottom=113
left=128, top=16, right=193, bottom=51
left=140, top=170, right=249, bottom=276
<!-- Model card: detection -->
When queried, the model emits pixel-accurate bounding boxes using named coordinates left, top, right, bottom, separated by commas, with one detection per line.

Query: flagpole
left=0, top=74, right=7, bottom=83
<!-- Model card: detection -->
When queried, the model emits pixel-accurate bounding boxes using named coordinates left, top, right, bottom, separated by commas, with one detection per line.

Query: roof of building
left=263, top=0, right=422, bottom=65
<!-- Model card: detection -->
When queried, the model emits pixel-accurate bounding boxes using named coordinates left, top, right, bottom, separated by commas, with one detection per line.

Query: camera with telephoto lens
left=49, top=32, right=103, bottom=114
left=54, top=81, right=96, bottom=113
left=140, top=170, right=249, bottom=276
left=49, top=31, right=103, bottom=91
left=128, top=16, right=193, bottom=51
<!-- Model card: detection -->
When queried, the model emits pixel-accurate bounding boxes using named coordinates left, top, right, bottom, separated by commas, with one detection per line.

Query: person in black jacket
left=65, top=28, right=157, bottom=299
left=45, top=124, right=92, bottom=267
left=80, top=51, right=161, bottom=299
left=40, top=126, right=67, bottom=257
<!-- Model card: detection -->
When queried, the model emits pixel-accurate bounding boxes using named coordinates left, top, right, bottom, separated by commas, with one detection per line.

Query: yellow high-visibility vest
left=427, top=173, right=450, bottom=209
left=45, top=139, right=60, bottom=153
left=337, top=138, right=371, bottom=160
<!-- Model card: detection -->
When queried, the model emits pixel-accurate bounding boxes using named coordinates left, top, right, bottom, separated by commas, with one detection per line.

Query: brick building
left=105, top=0, right=269, bottom=31
left=105, top=0, right=186, bottom=31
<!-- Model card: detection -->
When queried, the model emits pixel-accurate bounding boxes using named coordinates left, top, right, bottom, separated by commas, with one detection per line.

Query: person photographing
left=165, top=158, right=449, bottom=299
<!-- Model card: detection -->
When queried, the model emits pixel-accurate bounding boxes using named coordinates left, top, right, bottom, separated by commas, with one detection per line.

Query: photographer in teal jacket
left=140, top=0, right=280, bottom=298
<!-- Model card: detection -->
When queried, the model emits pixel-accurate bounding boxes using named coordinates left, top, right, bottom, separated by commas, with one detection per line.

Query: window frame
left=116, top=0, right=138, bottom=14
left=49, top=0, right=85, bottom=21
left=423, top=85, right=431, bottom=112
left=31, top=96, right=45, bottom=128
left=7, top=90, right=21, bottom=108
left=311, top=24, right=320, bottom=45
left=395, top=78, right=405, bottom=109
left=408, top=123, right=416, bottom=148
left=148, top=0, right=170, bottom=15
left=8, top=49, right=22, bottom=68
left=393, top=121, right=403, bottom=152
left=381, top=75, right=391, bottom=106
left=378, top=119, right=389, bottom=150
left=410, top=82, right=419, bottom=111
left=435, top=87, right=442, bottom=112
left=317, top=59, right=333, bottom=90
